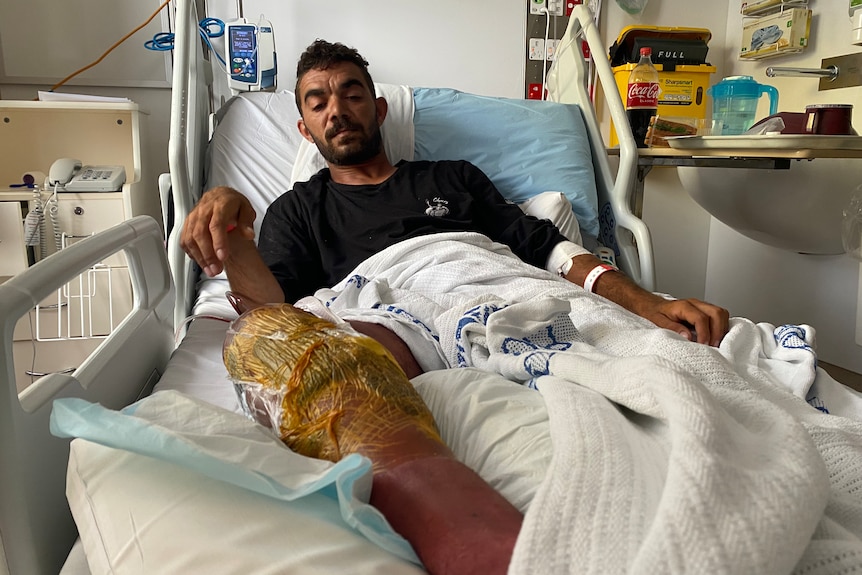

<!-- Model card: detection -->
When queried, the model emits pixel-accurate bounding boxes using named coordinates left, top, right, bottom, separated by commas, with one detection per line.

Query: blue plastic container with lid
left=708, top=75, right=778, bottom=135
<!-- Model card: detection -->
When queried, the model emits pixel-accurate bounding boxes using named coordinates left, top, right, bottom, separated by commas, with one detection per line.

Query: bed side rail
left=168, top=0, right=212, bottom=334
left=0, top=216, right=174, bottom=575
left=547, top=5, right=655, bottom=291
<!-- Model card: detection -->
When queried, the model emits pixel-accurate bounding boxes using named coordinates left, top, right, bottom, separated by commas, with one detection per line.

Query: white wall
left=594, top=1, right=862, bottom=374
left=205, top=0, right=526, bottom=104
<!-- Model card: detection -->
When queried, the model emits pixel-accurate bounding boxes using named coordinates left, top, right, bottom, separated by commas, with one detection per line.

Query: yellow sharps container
left=608, top=25, right=716, bottom=147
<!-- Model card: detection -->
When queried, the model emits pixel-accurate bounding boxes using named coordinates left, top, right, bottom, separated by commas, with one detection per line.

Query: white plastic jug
left=708, top=76, right=779, bottom=135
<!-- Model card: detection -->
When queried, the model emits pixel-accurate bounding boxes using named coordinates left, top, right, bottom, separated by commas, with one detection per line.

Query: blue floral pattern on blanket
left=775, top=324, right=814, bottom=355
left=372, top=303, right=439, bottom=342
left=326, top=275, right=368, bottom=303
left=455, top=303, right=506, bottom=367
left=774, top=324, right=827, bottom=413
left=501, top=324, right=574, bottom=355
left=521, top=350, right=558, bottom=378
left=454, top=302, right=579, bottom=377
left=807, top=395, right=830, bottom=414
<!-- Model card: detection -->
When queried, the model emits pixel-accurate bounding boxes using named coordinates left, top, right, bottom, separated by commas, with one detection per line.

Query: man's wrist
left=583, top=264, right=615, bottom=293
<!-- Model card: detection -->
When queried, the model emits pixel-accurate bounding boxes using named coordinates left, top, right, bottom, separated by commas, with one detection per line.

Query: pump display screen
left=229, top=25, right=257, bottom=83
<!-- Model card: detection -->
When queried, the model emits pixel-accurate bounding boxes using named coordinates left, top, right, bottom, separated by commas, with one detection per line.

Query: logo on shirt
left=425, top=197, right=449, bottom=217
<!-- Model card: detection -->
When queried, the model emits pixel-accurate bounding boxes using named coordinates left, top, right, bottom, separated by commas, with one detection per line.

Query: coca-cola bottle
left=625, top=47, right=660, bottom=148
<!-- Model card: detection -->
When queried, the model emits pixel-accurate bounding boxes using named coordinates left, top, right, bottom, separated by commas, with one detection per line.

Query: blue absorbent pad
left=50, top=390, right=419, bottom=565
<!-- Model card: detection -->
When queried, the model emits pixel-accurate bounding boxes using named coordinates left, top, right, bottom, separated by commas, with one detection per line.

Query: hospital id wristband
left=584, top=264, right=615, bottom=294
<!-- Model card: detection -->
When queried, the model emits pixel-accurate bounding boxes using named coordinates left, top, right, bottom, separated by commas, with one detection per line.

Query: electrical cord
left=42, top=0, right=172, bottom=96
left=48, top=185, right=63, bottom=253
left=145, top=16, right=228, bottom=68
left=24, top=187, right=44, bottom=248
left=41, top=1, right=228, bottom=96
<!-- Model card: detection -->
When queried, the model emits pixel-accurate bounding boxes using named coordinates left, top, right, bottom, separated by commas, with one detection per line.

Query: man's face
left=297, top=62, right=384, bottom=166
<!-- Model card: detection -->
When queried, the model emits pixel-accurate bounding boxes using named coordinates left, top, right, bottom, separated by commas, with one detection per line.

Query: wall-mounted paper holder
left=765, top=53, right=862, bottom=91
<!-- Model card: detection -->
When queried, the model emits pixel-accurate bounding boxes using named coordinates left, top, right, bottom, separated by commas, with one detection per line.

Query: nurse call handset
left=48, top=158, right=126, bottom=192
left=48, top=158, right=82, bottom=186
left=226, top=16, right=277, bottom=94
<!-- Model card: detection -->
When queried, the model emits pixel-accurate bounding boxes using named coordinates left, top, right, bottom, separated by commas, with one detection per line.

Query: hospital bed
left=2, top=2, right=862, bottom=574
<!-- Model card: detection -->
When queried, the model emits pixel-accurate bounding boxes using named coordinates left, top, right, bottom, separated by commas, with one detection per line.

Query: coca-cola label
left=627, top=82, right=659, bottom=109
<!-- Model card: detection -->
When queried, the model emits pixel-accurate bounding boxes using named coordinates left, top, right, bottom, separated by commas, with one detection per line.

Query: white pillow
left=67, top=439, right=425, bottom=575
left=519, top=191, right=583, bottom=245
left=412, top=368, right=552, bottom=513
left=205, top=91, right=305, bottom=241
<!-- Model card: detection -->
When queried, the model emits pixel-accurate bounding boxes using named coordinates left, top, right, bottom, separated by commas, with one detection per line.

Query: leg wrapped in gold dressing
left=223, top=302, right=521, bottom=575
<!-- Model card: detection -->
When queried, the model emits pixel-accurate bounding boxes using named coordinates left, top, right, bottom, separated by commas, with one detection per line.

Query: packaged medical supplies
left=740, top=8, right=812, bottom=60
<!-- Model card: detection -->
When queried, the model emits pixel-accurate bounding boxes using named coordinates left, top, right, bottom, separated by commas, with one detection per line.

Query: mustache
left=325, top=117, right=362, bottom=140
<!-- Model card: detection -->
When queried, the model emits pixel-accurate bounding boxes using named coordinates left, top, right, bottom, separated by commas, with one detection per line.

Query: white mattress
left=153, top=316, right=240, bottom=412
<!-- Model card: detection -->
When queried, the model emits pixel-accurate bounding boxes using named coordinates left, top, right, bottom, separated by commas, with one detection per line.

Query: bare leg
left=372, top=456, right=521, bottom=575
left=348, top=320, right=424, bottom=379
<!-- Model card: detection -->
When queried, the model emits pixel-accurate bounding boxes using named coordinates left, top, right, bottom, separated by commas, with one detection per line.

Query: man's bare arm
left=181, top=186, right=284, bottom=305
left=564, top=254, right=729, bottom=347
left=221, top=232, right=286, bottom=305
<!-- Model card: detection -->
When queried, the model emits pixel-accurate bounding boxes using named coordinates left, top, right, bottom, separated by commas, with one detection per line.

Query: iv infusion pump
left=226, top=17, right=277, bottom=94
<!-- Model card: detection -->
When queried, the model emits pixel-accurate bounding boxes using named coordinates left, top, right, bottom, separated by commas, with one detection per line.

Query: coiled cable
left=145, top=17, right=228, bottom=68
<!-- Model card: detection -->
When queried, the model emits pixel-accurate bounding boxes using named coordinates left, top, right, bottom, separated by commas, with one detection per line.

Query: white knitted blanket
left=318, top=232, right=862, bottom=575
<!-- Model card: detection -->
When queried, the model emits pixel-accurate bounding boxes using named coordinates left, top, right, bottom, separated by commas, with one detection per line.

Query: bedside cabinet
left=0, top=100, right=162, bottom=393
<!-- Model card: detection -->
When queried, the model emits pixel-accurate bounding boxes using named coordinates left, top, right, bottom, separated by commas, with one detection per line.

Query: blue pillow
left=412, top=88, right=599, bottom=237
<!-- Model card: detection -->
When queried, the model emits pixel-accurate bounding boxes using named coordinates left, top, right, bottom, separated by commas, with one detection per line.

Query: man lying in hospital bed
left=173, top=37, right=734, bottom=574
left=161, top=38, right=862, bottom=574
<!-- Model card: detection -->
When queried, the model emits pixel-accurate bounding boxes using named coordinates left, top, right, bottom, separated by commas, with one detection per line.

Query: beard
left=312, top=116, right=384, bottom=166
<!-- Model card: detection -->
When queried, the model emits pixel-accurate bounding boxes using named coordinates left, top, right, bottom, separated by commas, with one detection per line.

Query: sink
left=677, top=158, right=861, bottom=254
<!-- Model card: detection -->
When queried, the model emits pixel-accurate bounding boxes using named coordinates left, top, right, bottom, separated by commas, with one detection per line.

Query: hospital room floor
left=821, top=362, right=862, bottom=393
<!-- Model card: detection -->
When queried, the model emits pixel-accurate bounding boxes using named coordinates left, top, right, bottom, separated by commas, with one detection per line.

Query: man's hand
left=180, top=186, right=256, bottom=277
left=629, top=294, right=729, bottom=347
left=565, top=254, right=730, bottom=346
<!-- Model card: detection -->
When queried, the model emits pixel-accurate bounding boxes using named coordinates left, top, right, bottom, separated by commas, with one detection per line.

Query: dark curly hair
left=294, top=39, right=376, bottom=114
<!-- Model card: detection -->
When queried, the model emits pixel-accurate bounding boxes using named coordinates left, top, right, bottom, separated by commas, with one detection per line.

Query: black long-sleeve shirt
left=258, top=160, right=567, bottom=303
